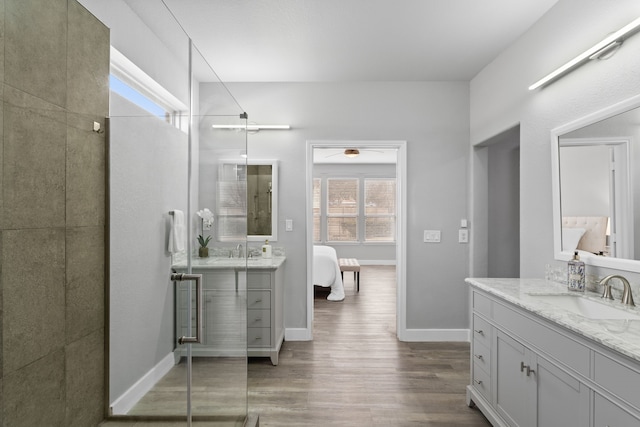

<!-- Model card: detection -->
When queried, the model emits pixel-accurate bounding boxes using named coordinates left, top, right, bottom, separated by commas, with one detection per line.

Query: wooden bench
left=339, top=258, right=361, bottom=292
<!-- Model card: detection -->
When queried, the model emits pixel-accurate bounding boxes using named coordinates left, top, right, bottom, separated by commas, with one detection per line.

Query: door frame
left=305, top=140, right=407, bottom=340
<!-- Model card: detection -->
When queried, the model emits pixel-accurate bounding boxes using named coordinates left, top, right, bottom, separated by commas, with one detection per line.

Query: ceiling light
left=529, top=16, right=640, bottom=90
left=344, top=149, right=360, bottom=158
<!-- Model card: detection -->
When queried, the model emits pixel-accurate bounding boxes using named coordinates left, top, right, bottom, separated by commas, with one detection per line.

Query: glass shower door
left=105, top=2, right=249, bottom=425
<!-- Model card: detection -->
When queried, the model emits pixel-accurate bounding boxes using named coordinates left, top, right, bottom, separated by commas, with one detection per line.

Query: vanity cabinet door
left=594, top=393, right=640, bottom=427
left=495, top=331, right=535, bottom=427
left=534, top=355, right=589, bottom=427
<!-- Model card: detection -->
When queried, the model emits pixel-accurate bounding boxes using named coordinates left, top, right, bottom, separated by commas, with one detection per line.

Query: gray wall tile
left=5, top=0, right=67, bottom=107
left=66, top=226, right=104, bottom=343
left=65, top=329, right=104, bottom=427
left=67, top=0, right=109, bottom=117
left=3, top=85, right=66, bottom=229
left=66, top=113, right=106, bottom=227
left=3, top=349, right=65, bottom=427
left=2, top=228, right=65, bottom=373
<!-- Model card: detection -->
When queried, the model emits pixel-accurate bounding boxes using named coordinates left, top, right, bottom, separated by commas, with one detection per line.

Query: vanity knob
left=474, top=380, right=483, bottom=385
left=474, top=329, right=484, bottom=335
left=474, top=354, right=484, bottom=360
left=520, top=361, right=526, bottom=372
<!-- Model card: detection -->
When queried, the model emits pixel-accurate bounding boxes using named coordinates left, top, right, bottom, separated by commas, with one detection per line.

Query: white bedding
left=313, top=245, right=345, bottom=301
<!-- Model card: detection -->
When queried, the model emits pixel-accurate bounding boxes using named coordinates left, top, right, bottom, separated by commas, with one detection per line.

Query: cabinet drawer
left=493, top=301, right=590, bottom=376
left=595, top=393, right=640, bottom=426
left=472, top=340, right=491, bottom=374
left=472, top=361, right=491, bottom=402
left=473, top=291, right=492, bottom=318
left=248, top=271, right=271, bottom=289
left=248, top=327, right=271, bottom=347
left=472, top=314, right=492, bottom=348
left=248, top=309, right=271, bottom=328
left=248, top=291, right=270, bottom=309
left=595, top=353, right=640, bottom=410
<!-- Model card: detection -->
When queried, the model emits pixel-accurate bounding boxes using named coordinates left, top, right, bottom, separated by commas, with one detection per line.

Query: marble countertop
left=172, top=256, right=286, bottom=271
left=466, top=278, right=640, bottom=363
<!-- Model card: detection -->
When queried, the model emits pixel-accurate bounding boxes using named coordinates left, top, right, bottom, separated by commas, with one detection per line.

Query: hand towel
left=168, top=210, right=185, bottom=253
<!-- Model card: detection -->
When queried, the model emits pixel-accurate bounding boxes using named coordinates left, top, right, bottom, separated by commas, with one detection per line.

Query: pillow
left=562, top=227, right=586, bottom=251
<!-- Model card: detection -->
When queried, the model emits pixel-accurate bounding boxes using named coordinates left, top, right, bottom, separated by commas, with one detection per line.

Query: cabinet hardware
left=474, top=354, right=484, bottom=360
left=520, top=361, right=526, bottom=372
left=526, top=366, right=535, bottom=377
left=474, top=329, right=484, bottom=335
left=474, top=380, right=483, bottom=385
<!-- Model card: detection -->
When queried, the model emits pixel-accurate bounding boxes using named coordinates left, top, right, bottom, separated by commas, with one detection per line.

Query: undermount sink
left=527, top=294, right=640, bottom=320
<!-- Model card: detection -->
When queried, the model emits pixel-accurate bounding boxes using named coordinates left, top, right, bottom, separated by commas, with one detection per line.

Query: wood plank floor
left=248, top=265, right=492, bottom=426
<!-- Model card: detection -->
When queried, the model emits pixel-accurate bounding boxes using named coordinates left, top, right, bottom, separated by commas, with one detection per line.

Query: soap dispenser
left=567, top=251, right=585, bottom=292
left=261, top=240, right=272, bottom=259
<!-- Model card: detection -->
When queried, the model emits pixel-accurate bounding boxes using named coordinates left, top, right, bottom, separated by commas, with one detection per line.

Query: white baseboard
left=109, top=352, right=175, bottom=415
left=285, top=328, right=312, bottom=341
left=401, top=328, right=470, bottom=342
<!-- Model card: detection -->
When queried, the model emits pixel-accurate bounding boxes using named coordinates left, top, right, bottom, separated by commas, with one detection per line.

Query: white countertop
left=173, top=256, right=286, bottom=271
left=466, top=278, right=640, bottom=363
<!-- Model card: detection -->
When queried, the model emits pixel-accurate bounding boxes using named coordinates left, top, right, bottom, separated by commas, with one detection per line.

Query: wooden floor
left=248, top=265, right=492, bottom=426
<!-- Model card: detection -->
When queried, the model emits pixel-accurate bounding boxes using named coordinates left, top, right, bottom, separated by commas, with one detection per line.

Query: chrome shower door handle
left=171, top=273, right=203, bottom=345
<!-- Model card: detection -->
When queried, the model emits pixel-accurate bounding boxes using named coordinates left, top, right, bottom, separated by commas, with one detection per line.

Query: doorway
left=472, top=126, right=521, bottom=278
left=305, top=140, right=407, bottom=340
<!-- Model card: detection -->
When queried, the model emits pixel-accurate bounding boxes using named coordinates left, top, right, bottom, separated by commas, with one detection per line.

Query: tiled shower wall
left=0, top=0, right=108, bottom=425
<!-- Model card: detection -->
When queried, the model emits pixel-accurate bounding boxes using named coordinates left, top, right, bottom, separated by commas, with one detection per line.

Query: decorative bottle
left=262, top=240, right=272, bottom=259
left=567, top=251, right=585, bottom=292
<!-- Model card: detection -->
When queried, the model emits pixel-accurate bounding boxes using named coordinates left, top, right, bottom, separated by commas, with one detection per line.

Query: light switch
left=424, top=230, right=441, bottom=243
left=285, top=219, right=293, bottom=231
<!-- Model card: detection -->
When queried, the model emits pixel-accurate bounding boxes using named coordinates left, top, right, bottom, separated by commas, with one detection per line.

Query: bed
left=313, top=245, right=345, bottom=301
left=562, top=216, right=609, bottom=255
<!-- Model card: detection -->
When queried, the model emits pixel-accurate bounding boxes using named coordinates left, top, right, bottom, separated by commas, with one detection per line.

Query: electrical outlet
left=459, top=229, right=469, bottom=243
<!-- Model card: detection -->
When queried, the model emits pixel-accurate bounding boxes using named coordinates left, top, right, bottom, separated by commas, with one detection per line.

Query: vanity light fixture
left=529, top=16, right=640, bottom=90
left=211, top=124, right=291, bottom=131
left=344, top=149, right=360, bottom=158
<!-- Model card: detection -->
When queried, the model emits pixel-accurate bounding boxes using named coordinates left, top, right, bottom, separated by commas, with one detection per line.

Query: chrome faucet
left=236, top=243, right=244, bottom=258
left=599, top=275, right=635, bottom=307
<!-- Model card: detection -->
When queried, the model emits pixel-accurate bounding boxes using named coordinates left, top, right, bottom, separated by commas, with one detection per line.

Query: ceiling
left=126, top=0, right=559, bottom=83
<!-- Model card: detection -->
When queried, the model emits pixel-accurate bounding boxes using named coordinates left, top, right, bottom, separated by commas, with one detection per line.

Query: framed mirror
left=217, top=160, right=278, bottom=242
left=551, top=94, right=640, bottom=272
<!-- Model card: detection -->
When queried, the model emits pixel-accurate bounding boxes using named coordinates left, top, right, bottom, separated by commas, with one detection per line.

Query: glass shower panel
left=105, top=1, right=248, bottom=425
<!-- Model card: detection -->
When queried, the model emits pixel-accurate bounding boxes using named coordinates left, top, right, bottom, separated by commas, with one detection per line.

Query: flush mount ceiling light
left=529, top=16, right=640, bottom=91
left=344, top=149, right=360, bottom=158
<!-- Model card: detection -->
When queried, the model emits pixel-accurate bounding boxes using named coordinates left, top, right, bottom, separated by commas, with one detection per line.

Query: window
left=364, top=179, right=396, bottom=242
left=327, top=178, right=359, bottom=242
left=313, top=178, right=321, bottom=242
left=109, top=46, right=188, bottom=131
left=109, top=75, right=169, bottom=119
left=314, top=176, right=396, bottom=244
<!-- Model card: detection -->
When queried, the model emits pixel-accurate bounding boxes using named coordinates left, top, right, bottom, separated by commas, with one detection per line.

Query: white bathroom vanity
left=467, top=278, right=640, bottom=427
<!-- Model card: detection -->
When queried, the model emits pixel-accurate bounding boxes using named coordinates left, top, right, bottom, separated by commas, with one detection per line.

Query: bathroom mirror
left=552, top=93, right=640, bottom=272
left=217, top=160, right=278, bottom=242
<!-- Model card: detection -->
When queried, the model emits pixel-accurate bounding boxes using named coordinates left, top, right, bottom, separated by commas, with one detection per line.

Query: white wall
left=109, top=94, right=188, bottom=403
left=471, top=0, right=640, bottom=282
left=206, top=82, right=470, bottom=332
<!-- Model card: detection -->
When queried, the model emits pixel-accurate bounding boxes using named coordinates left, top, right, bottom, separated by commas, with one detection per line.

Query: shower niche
left=217, top=161, right=278, bottom=242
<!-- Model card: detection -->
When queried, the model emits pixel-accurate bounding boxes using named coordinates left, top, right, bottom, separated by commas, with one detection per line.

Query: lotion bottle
left=567, top=251, right=585, bottom=292
left=262, top=239, right=272, bottom=258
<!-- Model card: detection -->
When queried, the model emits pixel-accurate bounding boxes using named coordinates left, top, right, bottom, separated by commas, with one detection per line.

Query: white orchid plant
left=196, top=208, right=214, bottom=230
